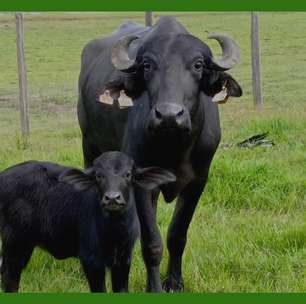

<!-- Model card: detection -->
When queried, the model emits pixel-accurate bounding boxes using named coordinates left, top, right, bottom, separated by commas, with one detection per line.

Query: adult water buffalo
left=78, top=16, right=242, bottom=292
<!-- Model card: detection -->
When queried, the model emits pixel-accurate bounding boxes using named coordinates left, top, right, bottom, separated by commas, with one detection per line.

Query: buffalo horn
left=111, top=35, right=139, bottom=71
left=208, top=34, right=240, bottom=70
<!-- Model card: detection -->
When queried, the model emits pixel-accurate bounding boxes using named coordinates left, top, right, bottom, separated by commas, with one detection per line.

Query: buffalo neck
left=142, top=100, right=204, bottom=170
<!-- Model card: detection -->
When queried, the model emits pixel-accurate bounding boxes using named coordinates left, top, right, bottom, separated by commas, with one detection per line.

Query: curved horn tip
left=111, top=55, right=135, bottom=71
left=111, top=35, right=139, bottom=71
left=208, top=33, right=241, bottom=70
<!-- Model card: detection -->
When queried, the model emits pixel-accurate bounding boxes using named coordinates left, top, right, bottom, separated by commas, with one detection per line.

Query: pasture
left=0, top=12, right=305, bottom=292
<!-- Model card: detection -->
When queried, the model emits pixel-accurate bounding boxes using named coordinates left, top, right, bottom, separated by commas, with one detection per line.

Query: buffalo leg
left=81, top=262, right=106, bottom=292
left=163, top=177, right=207, bottom=292
left=82, top=137, right=101, bottom=168
left=135, top=188, right=163, bottom=292
left=151, top=189, right=160, bottom=214
left=1, top=239, right=34, bottom=292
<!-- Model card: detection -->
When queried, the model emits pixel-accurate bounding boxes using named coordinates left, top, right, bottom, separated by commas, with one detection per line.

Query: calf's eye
left=125, top=171, right=131, bottom=180
left=96, top=173, right=103, bottom=180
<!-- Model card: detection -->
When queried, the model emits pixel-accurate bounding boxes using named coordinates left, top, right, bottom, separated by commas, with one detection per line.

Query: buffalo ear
left=134, top=167, right=176, bottom=191
left=98, top=73, right=144, bottom=107
left=201, top=71, right=242, bottom=103
left=224, top=73, right=243, bottom=97
left=59, top=168, right=96, bottom=191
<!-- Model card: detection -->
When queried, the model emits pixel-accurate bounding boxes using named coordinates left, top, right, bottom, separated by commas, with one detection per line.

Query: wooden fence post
left=15, top=12, right=30, bottom=136
left=251, top=12, right=263, bottom=110
left=145, top=12, right=153, bottom=26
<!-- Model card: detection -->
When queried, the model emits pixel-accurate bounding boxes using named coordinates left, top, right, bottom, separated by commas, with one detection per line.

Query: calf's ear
left=201, top=71, right=242, bottom=104
left=59, top=168, right=95, bottom=191
left=134, top=167, right=176, bottom=191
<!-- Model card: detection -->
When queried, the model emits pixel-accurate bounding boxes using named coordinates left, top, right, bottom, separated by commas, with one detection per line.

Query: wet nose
left=154, top=104, right=185, bottom=121
left=102, top=191, right=124, bottom=205
left=149, top=103, right=190, bottom=131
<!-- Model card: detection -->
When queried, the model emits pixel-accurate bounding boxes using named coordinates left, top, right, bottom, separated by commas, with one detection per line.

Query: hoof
left=162, top=276, right=184, bottom=293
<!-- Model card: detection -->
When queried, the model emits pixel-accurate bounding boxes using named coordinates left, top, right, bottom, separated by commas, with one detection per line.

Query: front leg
left=111, top=262, right=131, bottom=293
left=81, top=137, right=101, bottom=168
left=81, top=262, right=106, bottom=292
left=135, top=187, right=163, bottom=292
left=163, top=177, right=207, bottom=292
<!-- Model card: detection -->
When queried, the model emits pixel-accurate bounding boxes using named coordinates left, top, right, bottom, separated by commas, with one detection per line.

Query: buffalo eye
left=125, top=171, right=132, bottom=181
left=192, top=59, right=204, bottom=72
left=143, top=61, right=152, bottom=72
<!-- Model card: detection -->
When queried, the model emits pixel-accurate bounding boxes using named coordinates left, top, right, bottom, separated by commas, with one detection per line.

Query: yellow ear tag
left=99, top=90, right=133, bottom=108
left=99, top=90, right=114, bottom=105
left=117, top=90, right=134, bottom=108
left=212, top=82, right=229, bottom=104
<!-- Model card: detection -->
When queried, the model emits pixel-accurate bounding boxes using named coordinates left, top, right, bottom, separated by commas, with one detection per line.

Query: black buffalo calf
left=0, top=151, right=175, bottom=292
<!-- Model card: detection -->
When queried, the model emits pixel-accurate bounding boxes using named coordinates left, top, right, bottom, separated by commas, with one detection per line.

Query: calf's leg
left=111, top=262, right=131, bottom=292
left=81, top=262, right=106, bottom=292
left=0, top=239, right=34, bottom=292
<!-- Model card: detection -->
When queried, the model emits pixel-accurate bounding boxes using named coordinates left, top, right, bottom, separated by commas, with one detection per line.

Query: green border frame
left=1, top=0, right=306, bottom=302
left=1, top=0, right=306, bottom=11
left=0, top=294, right=306, bottom=303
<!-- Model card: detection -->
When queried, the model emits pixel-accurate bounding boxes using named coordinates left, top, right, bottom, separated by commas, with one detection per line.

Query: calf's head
left=59, top=151, right=176, bottom=213
left=110, top=24, right=242, bottom=134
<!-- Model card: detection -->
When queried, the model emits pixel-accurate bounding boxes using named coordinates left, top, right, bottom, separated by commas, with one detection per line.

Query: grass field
left=0, top=12, right=305, bottom=292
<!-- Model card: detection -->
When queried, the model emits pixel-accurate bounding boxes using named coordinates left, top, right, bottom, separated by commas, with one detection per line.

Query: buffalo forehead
left=142, top=34, right=212, bottom=61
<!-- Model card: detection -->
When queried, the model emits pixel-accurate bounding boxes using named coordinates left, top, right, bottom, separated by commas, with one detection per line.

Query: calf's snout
left=102, top=191, right=126, bottom=210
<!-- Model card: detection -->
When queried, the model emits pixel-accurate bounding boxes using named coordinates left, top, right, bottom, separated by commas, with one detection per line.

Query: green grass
left=0, top=12, right=305, bottom=292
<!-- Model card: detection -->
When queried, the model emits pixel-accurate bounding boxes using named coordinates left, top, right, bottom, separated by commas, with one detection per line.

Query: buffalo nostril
left=103, top=192, right=122, bottom=204
left=176, top=109, right=184, bottom=117
left=155, top=108, right=162, bottom=120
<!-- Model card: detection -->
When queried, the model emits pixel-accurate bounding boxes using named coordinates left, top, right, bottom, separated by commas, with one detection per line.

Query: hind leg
left=0, top=237, right=34, bottom=292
